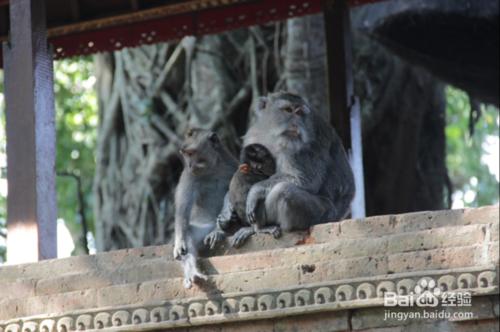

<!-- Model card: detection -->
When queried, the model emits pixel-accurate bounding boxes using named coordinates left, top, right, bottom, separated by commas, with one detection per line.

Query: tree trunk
left=93, top=27, right=286, bottom=251
left=353, top=33, right=446, bottom=215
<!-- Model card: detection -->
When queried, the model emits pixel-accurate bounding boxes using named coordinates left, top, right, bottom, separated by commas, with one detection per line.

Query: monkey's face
left=240, top=144, right=276, bottom=176
left=180, top=128, right=221, bottom=175
left=254, top=92, right=314, bottom=149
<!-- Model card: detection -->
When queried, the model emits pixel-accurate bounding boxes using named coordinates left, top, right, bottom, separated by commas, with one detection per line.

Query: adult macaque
left=173, top=128, right=237, bottom=288
left=242, top=91, right=355, bottom=233
left=204, top=144, right=281, bottom=249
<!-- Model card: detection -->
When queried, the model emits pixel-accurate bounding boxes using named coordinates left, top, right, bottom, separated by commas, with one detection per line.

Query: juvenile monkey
left=174, top=128, right=237, bottom=288
left=241, top=91, right=355, bottom=236
left=204, top=144, right=281, bottom=248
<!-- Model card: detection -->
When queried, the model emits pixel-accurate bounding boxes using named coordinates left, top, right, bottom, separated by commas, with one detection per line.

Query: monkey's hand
left=173, top=238, right=188, bottom=260
left=231, top=227, right=255, bottom=248
left=246, top=185, right=266, bottom=225
left=203, top=230, right=226, bottom=250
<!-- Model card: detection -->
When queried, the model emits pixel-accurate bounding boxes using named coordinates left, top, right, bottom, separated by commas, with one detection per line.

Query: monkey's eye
left=294, top=107, right=305, bottom=116
left=208, top=132, right=219, bottom=144
left=281, top=106, right=294, bottom=113
left=186, top=128, right=194, bottom=137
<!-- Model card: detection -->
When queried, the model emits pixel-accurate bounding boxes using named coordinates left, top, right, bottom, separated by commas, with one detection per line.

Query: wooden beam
left=324, top=0, right=366, bottom=218
left=3, top=0, right=57, bottom=263
left=1, top=0, right=389, bottom=66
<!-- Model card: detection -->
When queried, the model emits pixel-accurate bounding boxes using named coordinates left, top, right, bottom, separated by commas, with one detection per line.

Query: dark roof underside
left=0, top=0, right=384, bottom=64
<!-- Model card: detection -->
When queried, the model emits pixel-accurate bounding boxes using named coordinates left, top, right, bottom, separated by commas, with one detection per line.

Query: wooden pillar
left=324, top=0, right=366, bottom=218
left=2, top=0, right=57, bottom=263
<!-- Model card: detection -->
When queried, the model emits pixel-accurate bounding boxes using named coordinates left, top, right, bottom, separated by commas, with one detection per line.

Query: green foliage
left=0, top=57, right=98, bottom=261
left=54, top=58, right=98, bottom=254
left=446, top=86, right=499, bottom=207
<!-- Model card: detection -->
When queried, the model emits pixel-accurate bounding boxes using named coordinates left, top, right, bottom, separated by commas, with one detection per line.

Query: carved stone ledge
left=1, top=206, right=498, bottom=331
left=1, top=266, right=497, bottom=332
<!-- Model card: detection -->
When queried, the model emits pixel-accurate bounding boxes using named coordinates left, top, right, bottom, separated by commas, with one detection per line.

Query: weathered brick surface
left=97, top=283, right=140, bottom=307
left=386, top=224, right=487, bottom=253
left=490, top=222, right=499, bottom=242
left=463, top=206, right=500, bottom=225
left=0, top=289, right=97, bottom=320
left=138, top=277, right=193, bottom=303
left=448, top=319, right=500, bottom=332
left=222, top=265, right=300, bottom=291
left=0, top=254, right=98, bottom=283
left=187, top=320, right=274, bottom=332
left=488, top=242, right=499, bottom=263
left=337, top=206, right=498, bottom=240
left=175, top=311, right=349, bottom=332
left=28, top=289, right=97, bottom=317
left=0, top=206, right=498, bottom=329
left=35, top=272, right=112, bottom=297
left=1, top=259, right=183, bottom=300
left=268, top=311, right=349, bottom=332
left=386, top=245, right=484, bottom=273
left=354, top=328, right=404, bottom=332
left=203, top=224, right=489, bottom=277
left=19, top=206, right=492, bottom=281
left=298, top=255, right=389, bottom=285
left=0, top=279, right=36, bottom=300
left=0, top=298, right=27, bottom=321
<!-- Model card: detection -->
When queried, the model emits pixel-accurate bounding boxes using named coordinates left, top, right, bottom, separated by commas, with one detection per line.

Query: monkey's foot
left=203, top=230, right=226, bottom=250
left=231, top=227, right=255, bottom=248
left=173, top=239, right=187, bottom=260
left=258, top=225, right=282, bottom=239
left=183, top=271, right=208, bottom=289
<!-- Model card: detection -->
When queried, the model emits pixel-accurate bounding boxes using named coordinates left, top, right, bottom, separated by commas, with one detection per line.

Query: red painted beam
left=50, top=0, right=323, bottom=59
left=0, top=0, right=387, bottom=65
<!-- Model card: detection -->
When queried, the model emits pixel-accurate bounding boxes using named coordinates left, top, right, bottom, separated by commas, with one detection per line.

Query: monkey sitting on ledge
left=204, top=144, right=281, bottom=249
left=242, top=91, right=355, bottom=233
left=174, top=128, right=237, bottom=288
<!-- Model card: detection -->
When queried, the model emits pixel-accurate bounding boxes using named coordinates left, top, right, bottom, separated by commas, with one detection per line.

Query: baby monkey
left=204, top=144, right=281, bottom=249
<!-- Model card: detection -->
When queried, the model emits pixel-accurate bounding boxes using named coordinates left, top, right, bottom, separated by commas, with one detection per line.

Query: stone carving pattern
left=1, top=269, right=497, bottom=332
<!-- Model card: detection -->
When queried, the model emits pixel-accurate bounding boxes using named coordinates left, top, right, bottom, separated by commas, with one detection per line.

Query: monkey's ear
left=208, top=132, right=219, bottom=144
left=254, top=97, right=268, bottom=116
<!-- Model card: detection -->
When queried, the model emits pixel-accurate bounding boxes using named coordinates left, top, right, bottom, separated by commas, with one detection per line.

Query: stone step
left=323, top=206, right=497, bottom=241
left=0, top=245, right=172, bottom=283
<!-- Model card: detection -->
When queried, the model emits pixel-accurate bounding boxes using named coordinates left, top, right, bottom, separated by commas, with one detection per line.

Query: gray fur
left=229, top=144, right=276, bottom=225
left=204, top=144, right=281, bottom=248
left=173, top=128, right=237, bottom=288
left=243, top=91, right=355, bottom=232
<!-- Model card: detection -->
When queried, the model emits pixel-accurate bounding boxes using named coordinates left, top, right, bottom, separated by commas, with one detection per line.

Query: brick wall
left=0, top=206, right=498, bottom=331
